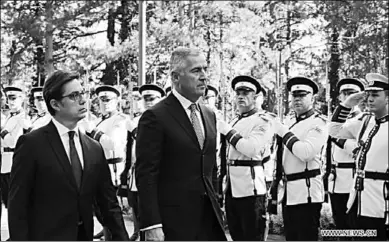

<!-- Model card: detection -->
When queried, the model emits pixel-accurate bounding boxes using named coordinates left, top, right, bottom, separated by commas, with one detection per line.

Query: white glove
left=273, top=118, right=288, bottom=137
left=217, top=119, right=232, bottom=135
left=342, top=91, right=366, bottom=108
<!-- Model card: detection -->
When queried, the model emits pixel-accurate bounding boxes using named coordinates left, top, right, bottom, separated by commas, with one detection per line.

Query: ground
left=1, top=204, right=284, bottom=241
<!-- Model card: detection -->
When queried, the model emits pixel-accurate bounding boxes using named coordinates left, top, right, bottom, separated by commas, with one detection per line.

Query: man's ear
left=171, top=72, right=179, bottom=85
left=50, top=99, right=61, bottom=112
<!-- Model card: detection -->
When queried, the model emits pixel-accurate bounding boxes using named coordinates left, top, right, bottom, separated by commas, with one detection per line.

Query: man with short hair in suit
left=8, top=70, right=129, bottom=241
left=135, top=47, right=227, bottom=241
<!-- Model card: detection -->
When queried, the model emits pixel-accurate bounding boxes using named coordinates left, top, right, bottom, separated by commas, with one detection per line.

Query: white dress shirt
left=172, top=89, right=205, bottom=136
left=52, top=118, right=84, bottom=169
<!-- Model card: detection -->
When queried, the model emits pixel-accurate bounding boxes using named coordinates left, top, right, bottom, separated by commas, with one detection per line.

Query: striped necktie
left=189, top=103, right=204, bottom=149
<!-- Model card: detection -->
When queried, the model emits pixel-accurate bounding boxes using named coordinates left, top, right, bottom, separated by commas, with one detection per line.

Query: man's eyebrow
left=190, top=65, right=207, bottom=71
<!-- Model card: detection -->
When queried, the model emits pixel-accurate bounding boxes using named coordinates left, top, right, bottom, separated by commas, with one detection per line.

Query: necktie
left=68, top=131, right=83, bottom=189
left=189, top=103, right=205, bottom=149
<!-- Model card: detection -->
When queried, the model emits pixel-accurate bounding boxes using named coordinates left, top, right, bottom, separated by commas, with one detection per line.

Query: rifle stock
left=323, top=137, right=333, bottom=203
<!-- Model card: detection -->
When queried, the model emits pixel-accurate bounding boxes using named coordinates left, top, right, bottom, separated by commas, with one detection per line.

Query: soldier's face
left=291, top=91, right=314, bottom=115
left=143, top=95, right=160, bottom=109
left=172, top=55, right=208, bottom=102
left=234, top=89, right=256, bottom=109
left=52, top=79, right=87, bottom=122
left=34, top=96, right=47, bottom=113
left=7, top=95, right=23, bottom=111
left=366, top=90, right=387, bottom=113
left=99, top=94, right=118, bottom=114
left=203, top=91, right=217, bottom=108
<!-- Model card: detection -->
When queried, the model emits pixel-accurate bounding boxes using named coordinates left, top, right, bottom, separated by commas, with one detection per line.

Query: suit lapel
left=44, top=121, right=78, bottom=191
left=164, top=94, right=200, bottom=148
left=199, top=104, right=214, bottom=149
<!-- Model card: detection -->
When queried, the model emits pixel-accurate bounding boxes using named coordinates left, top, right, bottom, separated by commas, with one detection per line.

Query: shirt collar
left=172, top=89, right=200, bottom=110
left=52, top=117, right=79, bottom=138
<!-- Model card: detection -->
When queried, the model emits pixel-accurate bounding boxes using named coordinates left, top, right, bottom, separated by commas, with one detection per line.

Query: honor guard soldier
left=203, top=84, right=219, bottom=110
left=273, top=77, right=328, bottom=241
left=132, top=86, right=144, bottom=118
left=0, top=86, right=31, bottom=210
left=329, top=73, right=388, bottom=240
left=28, top=87, right=52, bottom=131
left=217, top=75, right=275, bottom=240
left=87, top=85, right=128, bottom=240
left=326, top=78, right=365, bottom=231
left=121, top=84, right=165, bottom=241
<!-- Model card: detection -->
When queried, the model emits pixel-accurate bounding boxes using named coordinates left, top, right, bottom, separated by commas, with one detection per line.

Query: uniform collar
left=376, top=115, right=388, bottom=123
left=102, top=111, right=116, bottom=120
left=38, top=111, right=47, bottom=118
left=239, top=107, right=258, bottom=118
left=295, top=108, right=315, bottom=122
left=10, top=110, right=21, bottom=116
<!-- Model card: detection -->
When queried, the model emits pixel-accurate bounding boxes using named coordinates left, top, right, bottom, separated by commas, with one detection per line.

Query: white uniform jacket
left=226, top=108, right=275, bottom=198
left=329, top=104, right=388, bottom=218
left=91, top=112, right=129, bottom=186
left=328, top=110, right=360, bottom=194
left=1, top=111, right=28, bottom=173
left=280, top=109, right=327, bottom=206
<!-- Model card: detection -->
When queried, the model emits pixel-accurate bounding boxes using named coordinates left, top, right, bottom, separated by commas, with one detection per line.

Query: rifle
left=218, top=87, right=228, bottom=208
left=323, top=64, right=332, bottom=203
left=267, top=54, right=284, bottom=215
left=128, top=79, right=134, bottom=119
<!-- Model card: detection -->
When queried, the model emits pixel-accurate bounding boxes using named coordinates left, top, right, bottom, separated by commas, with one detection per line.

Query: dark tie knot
left=189, top=103, right=198, bottom=112
left=68, top=131, right=76, bottom=140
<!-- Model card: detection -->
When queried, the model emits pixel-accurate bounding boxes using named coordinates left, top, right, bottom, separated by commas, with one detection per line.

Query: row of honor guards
left=0, top=82, right=167, bottom=241
left=1, top=72, right=388, bottom=241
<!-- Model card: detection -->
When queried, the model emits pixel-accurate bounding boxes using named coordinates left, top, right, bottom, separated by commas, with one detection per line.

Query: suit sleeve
left=135, top=110, right=163, bottom=229
left=8, top=135, right=35, bottom=240
left=95, top=145, right=129, bottom=241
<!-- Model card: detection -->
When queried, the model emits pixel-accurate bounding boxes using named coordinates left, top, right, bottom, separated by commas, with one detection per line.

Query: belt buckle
left=356, top=169, right=365, bottom=178
left=78, top=221, right=83, bottom=226
left=228, top=160, right=235, bottom=166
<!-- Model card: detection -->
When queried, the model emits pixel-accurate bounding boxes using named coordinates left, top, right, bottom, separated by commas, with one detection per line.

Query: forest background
left=1, top=0, right=388, bottom=116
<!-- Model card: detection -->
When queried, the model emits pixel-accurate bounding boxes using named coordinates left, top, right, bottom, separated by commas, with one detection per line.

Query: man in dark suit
left=8, top=70, right=129, bottom=241
left=135, top=47, right=227, bottom=241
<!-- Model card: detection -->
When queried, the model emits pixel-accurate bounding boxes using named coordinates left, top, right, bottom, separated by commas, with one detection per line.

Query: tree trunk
left=44, top=0, right=54, bottom=76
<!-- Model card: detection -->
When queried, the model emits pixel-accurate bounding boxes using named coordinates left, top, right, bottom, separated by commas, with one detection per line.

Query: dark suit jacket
left=8, top=121, right=129, bottom=241
left=135, top=94, right=226, bottom=240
